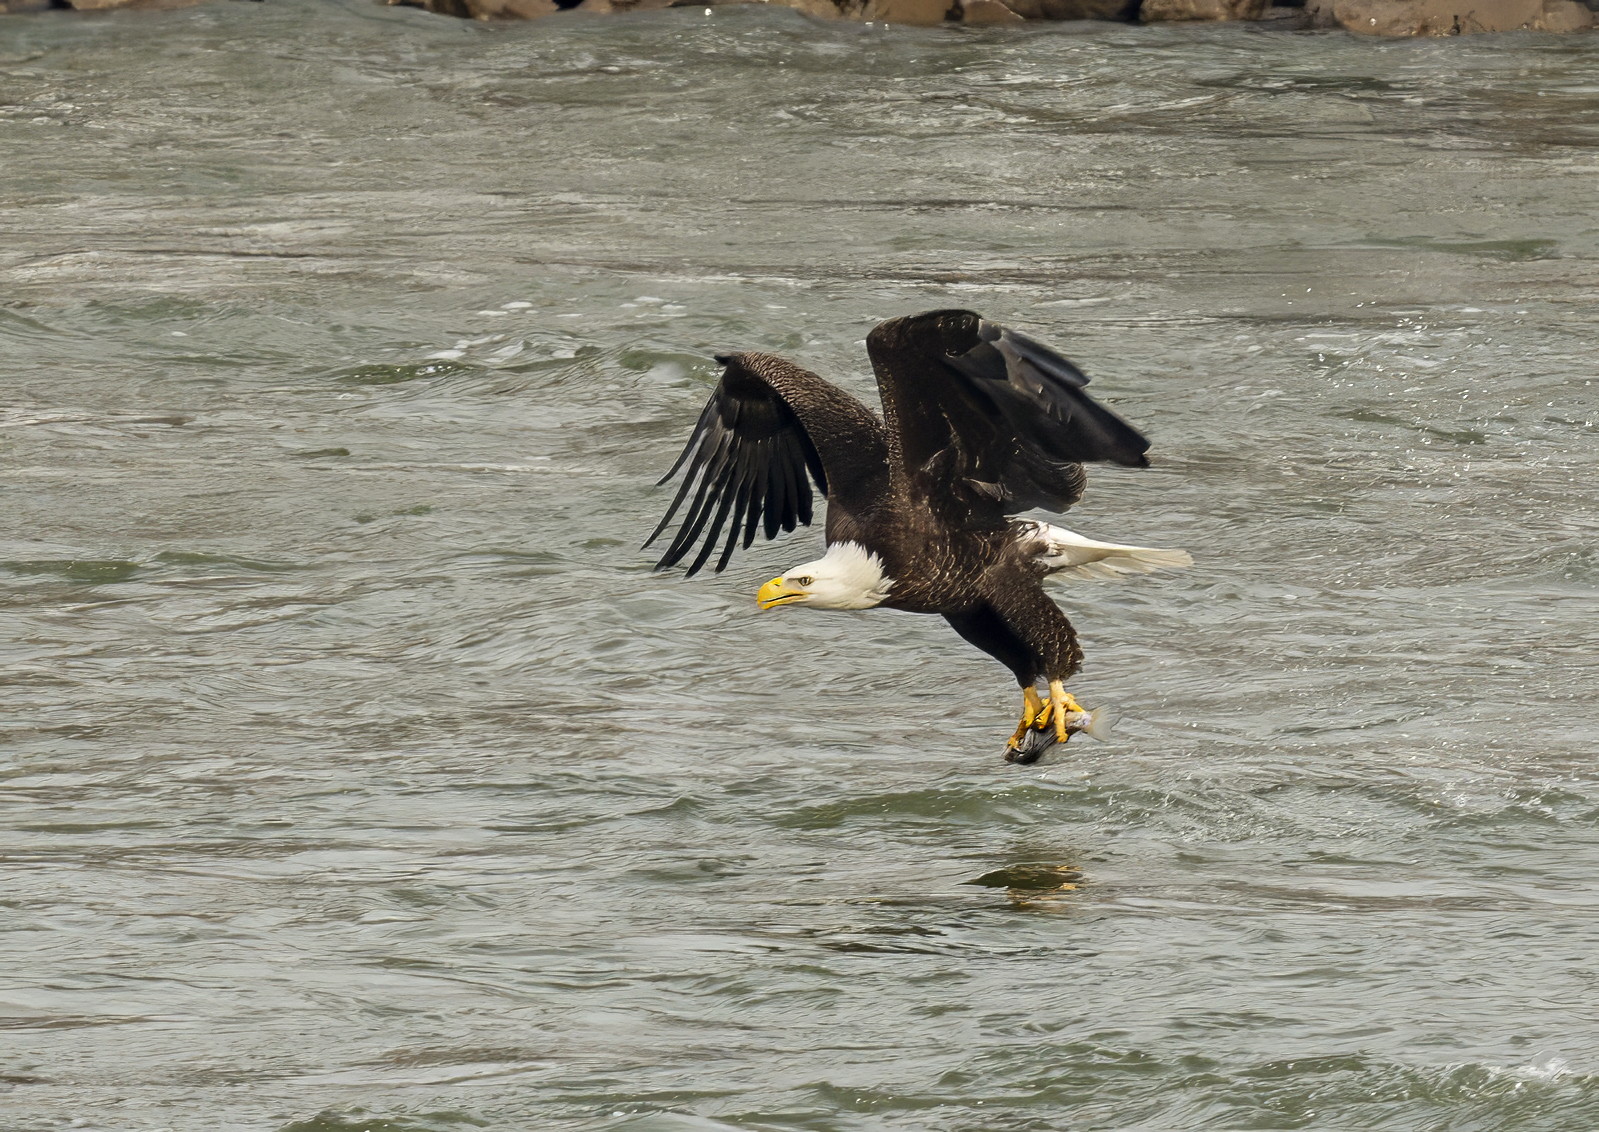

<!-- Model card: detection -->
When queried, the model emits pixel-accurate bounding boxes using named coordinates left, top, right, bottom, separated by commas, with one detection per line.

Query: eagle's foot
left=1042, top=680, right=1085, bottom=744
left=1005, top=682, right=1093, bottom=764
left=1006, top=686, right=1045, bottom=752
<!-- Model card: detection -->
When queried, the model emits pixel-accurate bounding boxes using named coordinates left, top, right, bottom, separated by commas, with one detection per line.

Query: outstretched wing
left=866, top=309, right=1149, bottom=521
left=947, top=320, right=1150, bottom=471
left=645, top=354, right=828, bottom=577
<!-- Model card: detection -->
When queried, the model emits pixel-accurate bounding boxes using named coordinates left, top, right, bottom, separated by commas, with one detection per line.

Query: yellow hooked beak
left=756, top=576, right=806, bottom=610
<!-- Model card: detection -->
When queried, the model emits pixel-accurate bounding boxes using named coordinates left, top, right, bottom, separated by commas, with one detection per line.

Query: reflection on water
left=2, top=2, right=1598, bottom=1129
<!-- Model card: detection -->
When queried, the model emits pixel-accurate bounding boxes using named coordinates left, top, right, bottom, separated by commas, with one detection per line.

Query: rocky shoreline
left=2, top=0, right=1593, bottom=34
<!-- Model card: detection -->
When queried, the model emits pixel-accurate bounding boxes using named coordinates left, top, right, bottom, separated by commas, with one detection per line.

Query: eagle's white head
left=756, top=541, right=893, bottom=612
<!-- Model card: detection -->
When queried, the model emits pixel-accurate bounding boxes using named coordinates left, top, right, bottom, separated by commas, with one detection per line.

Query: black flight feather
left=944, top=320, right=1150, bottom=471
left=648, top=358, right=826, bottom=573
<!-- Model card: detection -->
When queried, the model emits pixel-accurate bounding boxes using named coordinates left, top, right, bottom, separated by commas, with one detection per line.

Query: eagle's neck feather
left=802, top=542, right=894, bottom=610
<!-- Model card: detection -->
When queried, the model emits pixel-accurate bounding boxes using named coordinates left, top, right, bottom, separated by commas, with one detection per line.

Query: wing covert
left=866, top=309, right=1151, bottom=522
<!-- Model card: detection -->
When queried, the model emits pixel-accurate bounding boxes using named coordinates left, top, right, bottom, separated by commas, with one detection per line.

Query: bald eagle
left=645, top=309, right=1189, bottom=763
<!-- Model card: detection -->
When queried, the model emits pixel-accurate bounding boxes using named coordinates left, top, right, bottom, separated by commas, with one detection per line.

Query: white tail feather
left=1020, top=521, right=1193, bottom=582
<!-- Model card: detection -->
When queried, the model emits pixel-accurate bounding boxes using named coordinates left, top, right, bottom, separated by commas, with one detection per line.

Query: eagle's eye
left=794, top=576, right=813, bottom=587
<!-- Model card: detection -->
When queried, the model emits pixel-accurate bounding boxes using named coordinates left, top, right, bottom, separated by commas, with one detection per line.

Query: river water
left=3, top=3, right=1598, bottom=1129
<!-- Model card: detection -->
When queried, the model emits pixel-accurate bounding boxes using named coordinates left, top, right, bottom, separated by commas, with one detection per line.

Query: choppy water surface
left=4, top=3, right=1599, bottom=1129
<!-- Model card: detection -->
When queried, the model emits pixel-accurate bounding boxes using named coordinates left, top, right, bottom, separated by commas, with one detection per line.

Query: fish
left=1003, top=703, right=1114, bottom=764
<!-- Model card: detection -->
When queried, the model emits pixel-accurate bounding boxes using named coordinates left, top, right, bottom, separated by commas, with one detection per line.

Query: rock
left=702, top=0, right=852, bottom=15
left=389, top=0, right=466, bottom=16
left=1302, top=0, right=1340, bottom=24
left=384, top=0, right=1596, bottom=24
left=997, top=0, right=1139, bottom=16
left=389, top=0, right=559, bottom=17
left=781, top=0, right=852, bottom=16
left=472, top=0, right=560, bottom=14
left=1332, top=0, right=1592, bottom=31
left=59, top=0, right=213, bottom=8
left=963, top=0, right=1027, bottom=20
left=1534, top=0, right=1593, bottom=27
left=784, top=0, right=852, bottom=16
left=387, top=0, right=1136, bottom=20
left=861, top=0, right=955, bottom=22
left=394, top=0, right=863, bottom=17
left=1141, top=0, right=1264, bottom=19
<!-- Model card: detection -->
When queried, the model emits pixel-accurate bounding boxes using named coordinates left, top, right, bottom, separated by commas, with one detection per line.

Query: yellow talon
left=1049, top=679, right=1071, bottom=743
left=1006, top=684, right=1095, bottom=753
left=1007, top=686, right=1045, bottom=749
